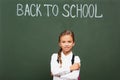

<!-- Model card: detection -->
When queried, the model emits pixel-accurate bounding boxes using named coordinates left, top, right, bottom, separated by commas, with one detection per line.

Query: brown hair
left=58, top=30, right=75, bottom=64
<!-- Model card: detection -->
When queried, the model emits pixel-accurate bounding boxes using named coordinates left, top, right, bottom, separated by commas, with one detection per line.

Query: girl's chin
left=63, top=50, right=71, bottom=54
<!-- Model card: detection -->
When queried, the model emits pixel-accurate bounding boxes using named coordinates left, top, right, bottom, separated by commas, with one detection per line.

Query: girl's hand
left=70, top=63, right=80, bottom=71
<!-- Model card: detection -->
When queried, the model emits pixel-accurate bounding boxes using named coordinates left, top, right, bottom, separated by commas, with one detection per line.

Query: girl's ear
left=59, top=42, right=61, bottom=47
left=73, top=42, right=75, bottom=46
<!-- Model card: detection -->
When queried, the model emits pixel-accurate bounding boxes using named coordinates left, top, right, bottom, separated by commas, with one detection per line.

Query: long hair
left=58, top=30, right=75, bottom=64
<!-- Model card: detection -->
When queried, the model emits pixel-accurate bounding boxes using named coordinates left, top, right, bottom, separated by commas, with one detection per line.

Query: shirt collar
left=61, top=51, right=73, bottom=59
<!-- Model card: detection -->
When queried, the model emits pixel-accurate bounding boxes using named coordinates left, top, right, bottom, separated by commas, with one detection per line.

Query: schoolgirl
left=50, top=30, right=81, bottom=80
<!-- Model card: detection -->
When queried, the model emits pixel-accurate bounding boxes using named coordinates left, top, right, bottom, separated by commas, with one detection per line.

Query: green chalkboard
left=1, top=0, right=120, bottom=80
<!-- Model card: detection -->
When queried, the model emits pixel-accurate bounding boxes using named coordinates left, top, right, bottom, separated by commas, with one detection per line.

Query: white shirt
left=50, top=51, right=80, bottom=80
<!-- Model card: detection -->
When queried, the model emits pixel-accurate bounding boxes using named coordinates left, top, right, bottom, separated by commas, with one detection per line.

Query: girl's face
left=59, top=35, right=75, bottom=55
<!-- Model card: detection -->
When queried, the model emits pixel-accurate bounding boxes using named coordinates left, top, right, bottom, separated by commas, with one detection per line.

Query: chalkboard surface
left=1, top=0, right=120, bottom=80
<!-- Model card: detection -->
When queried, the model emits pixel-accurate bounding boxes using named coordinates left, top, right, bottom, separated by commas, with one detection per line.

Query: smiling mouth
left=64, top=47, right=70, bottom=49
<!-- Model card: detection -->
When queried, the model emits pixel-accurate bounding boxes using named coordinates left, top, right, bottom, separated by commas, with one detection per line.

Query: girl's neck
left=62, top=51, right=72, bottom=56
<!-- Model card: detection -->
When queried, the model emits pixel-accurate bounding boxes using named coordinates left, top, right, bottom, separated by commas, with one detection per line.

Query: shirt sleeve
left=74, top=56, right=81, bottom=64
left=60, top=56, right=81, bottom=80
left=61, top=70, right=80, bottom=80
left=50, top=53, right=70, bottom=76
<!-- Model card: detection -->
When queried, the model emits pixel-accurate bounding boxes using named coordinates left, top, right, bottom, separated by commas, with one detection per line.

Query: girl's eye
left=62, top=41, right=65, bottom=43
left=68, top=41, right=72, bottom=43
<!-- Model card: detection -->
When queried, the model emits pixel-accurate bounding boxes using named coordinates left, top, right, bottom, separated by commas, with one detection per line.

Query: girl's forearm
left=70, top=63, right=80, bottom=71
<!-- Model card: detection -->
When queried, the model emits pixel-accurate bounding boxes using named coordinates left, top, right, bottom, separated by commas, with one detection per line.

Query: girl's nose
left=65, top=42, right=69, bottom=46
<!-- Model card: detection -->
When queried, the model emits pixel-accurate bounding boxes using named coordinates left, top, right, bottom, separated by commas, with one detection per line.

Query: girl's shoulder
left=51, top=53, right=58, bottom=59
left=75, top=55, right=80, bottom=59
left=51, top=53, right=58, bottom=56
